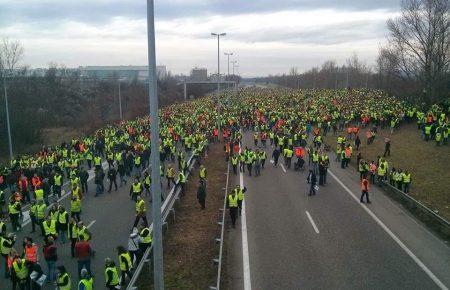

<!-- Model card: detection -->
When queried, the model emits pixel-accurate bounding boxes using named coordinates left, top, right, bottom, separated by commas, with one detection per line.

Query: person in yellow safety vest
left=56, top=265, right=71, bottom=290
left=231, top=155, right=239, bottom=175
left=53, top=171, right=63, bottom=199
left=143, top=172, right=151, bottom=197
left=311, top=150, right=320, bottom=173
left=402, top=170, right=412, bottom=194
left=199, top=165, right=207, bottom=184
left=178, top=171, right=186, bottom=196
left=78, top=268, right=93, bottom=290
left=283, top=146, right=294, bottom=169
left=68, top=218, right=78, bottom=257
left=8, top=198, right=21, bottom=232
left=0, top=219, right=6, bottom=236
left=94, top=155, right=102, bottom=170
left=85, top=150, right=93, bottom=169
left=133, top=196, right=148, bottom=228
left=49, top=203, right=59, bottom=222
left=71, top=195, right=82, bottom=222
left=34, top=199, right=46, bottom=236
left=77, top=222, right=91, bottom=241
left=130, top=178, right=142, bottom=202
left=104, top=258, right=120, bottom=289
left=377, top=163, right=386, bottom=186
left=58, top=206, right=69, bottom=244
left=234, top=185, right=247, bottom=216
left=239, top=152, right=246, bottom=173
left=1, top=233, right=15, bottom=277
left=166, top=165, right=176, bottom=188
left=11, top=258, right=29, bottom=288
left=134, top=155, right=142, bottom=176
left=227, top=190, right=239, bottom=228
left=138, top=225, right=152, bottom=253
left=43, top=215, right=57, bottom=241
left=117, top=246, right=132, bottom=286
left=30, top=200, right=38, bottom=234
left=34, top=186, right=44, bottom=202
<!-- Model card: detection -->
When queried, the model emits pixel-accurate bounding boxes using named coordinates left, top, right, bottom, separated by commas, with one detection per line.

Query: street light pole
left=211, top=32, right=226, bottom=135
left=224, top=52, right=233, bottom=77
left=3, top=76, right=13, bottom=160
left=147, top=0, right=164, bottom=289
left=118, top=79, right=123, bottom=121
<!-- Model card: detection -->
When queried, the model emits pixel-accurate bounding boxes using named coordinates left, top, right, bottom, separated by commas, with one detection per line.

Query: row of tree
left=259, top=0, right=449, bottom=105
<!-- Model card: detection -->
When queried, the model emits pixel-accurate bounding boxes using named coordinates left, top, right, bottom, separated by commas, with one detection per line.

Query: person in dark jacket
left=107, top=166, right=118, bottom=193
left=79, top=167, right=89, bottom=194
left=307, top=169, right=317, bottom=196
left=197, top=181, right=206, bottom=209
left=272, top=147, right=280, bottom=167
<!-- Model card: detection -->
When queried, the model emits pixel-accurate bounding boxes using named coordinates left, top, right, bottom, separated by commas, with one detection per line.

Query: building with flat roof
left=79, top=65, right=167, bottom=80
left=190, top=68, right=208, bottom=81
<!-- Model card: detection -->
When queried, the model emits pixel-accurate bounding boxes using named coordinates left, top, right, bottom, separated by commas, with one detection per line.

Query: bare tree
left=386, top=0, right=450, bottom=104
left=0, top=38, right=24, bottom=76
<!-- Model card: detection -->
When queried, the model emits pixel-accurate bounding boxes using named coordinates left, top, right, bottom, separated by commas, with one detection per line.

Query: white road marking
left=280, top=164, right=287, bottom=173
left=20, top=161, right=109, bottom=227
left=86, top=220, right=96, bottom=229
left=239, top=135, right=252, bottom=290
left=328, top=169, right=448, bottom=290
left=305, top=211, right=320, bottom=234
left=240, top=170, right=252, bottom=290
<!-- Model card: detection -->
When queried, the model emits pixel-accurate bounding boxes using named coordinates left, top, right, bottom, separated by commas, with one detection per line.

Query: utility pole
left=147, top=0, right=164, bottom=289
left=3, top=76, right=13, bottom=160
left=346, top=68, right=349, bottom=88
left=118, top=79, right=123, bottom=121
left=224, top=52, right=233, bottom=77
left=211, top=32, right=226, bottom=135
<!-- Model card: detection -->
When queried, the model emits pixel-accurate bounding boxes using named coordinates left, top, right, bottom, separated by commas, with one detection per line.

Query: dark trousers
left=383, top=148, right=390, bottom=157
left=309, top=184, right=316, bottom=196
left=229, top=207, right=238, bottom=227
left=10, top=213, right=20, bottom=231
left=108, top=179, right=118, bottom=192
left=71, top=212, right=81, bottom=222
left=81, top=181, right=88, bottom=193
left=232, top=164, right=237, bottom=175
left=247, top=164, right=252, bottom=176
left=198, top=198, right=205, bottom=209
left=71, top=238, right=77, bottom=257
left=133, top=214, right=148, bottom=228
left=360, top=190, right=370, bottom=203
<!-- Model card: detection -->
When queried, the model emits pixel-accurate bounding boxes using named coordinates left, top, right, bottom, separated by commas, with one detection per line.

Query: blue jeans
left=46, top=260, right=56, bottom=282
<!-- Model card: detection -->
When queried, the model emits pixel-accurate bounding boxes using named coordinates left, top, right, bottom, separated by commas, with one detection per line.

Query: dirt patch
left=139, top=142, right=228, bottom=289
left=324, top=122, right=450, bottom=220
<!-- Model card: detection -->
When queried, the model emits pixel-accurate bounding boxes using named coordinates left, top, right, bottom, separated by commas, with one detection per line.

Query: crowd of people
left=0, top=87, right=448, bottom=289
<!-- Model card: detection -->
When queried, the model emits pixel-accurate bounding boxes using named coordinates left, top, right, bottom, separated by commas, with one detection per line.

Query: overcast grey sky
left=0, top=0, right=401, bottom=77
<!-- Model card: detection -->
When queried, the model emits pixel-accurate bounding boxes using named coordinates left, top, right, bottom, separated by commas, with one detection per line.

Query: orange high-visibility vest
left=25, top=244, right=38, bottom=263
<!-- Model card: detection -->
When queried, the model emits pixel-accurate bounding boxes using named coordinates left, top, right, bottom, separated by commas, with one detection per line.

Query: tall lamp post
left=211, top=32, right=226, bottom=135
left=224, top=52, right=233, bottom=77
left=146, top=0, right=164, bottom=289
left=2, top=75, right=13, bottom=160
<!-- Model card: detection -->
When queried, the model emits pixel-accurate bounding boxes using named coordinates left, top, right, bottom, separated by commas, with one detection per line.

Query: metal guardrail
left=126, top=152, right=196, bottom=290
left=381, top=181, right=450, bottom=242
left=210, top=161, right=231, bottom=290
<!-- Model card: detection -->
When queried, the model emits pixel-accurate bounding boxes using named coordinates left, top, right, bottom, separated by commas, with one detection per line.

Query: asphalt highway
left=227, top=131, right=450, bottom=290
left=0, top=156, right=186, bottom=289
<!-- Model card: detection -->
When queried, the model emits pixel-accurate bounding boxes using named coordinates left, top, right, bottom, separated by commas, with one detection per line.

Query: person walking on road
left=272, top=147, right=280, bottom=167
left=197, top=180, right=206, bottom=209
left=75, top=237, right=93, bottom=279
left=104, top=258, right=120, bottom=290
left=107, top=166, right=118, bottom=193
left=56, top=265, right=71, bottom=290
left=307, top=169, right=317, bottom=196
left=360, top=175, right=371, bottom=204
left=69, top=218, right=78, bottom=258
left=10, top=257, right=29, bottom=290
left=42, top=236, right=57, bottom=283
left=8, top=198, right=21, bottom=232
left=138, top=224, right=152, bottom=261
left=227, top=190, right=239, bottom=228
left=130, top=178, right=142, bottom=202
left=78, top=268, right=93, bottom=290
left=57, top=206, right=69, bottom=244
left=117, top=246, right=132, bottom=286
left=133, top=196, right=148, bottom=228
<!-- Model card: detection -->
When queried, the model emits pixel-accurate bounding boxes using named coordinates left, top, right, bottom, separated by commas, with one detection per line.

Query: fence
left=381, top=181, right=450, bottom=242
left=210, top=162, right=231, bottom=290
left=126, top=152, right=196, bottom=290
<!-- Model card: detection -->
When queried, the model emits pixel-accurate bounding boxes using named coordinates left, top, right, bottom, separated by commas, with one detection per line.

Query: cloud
left=0, top=0, right=400, bottom=26
left=0, top=0, right=400, bottom=76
